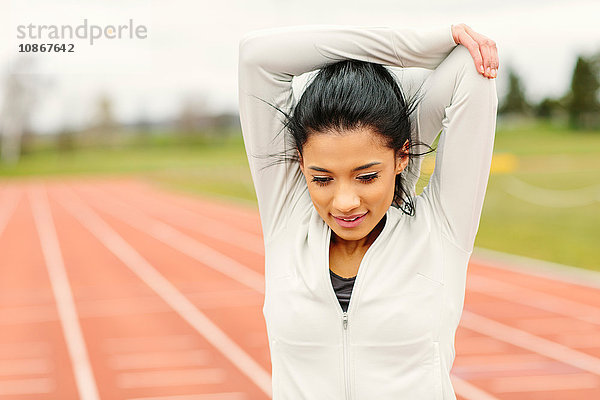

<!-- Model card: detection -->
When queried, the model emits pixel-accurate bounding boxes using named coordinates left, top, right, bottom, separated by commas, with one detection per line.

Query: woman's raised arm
left=403, top=24, right=499, bottom=254
left=238, top=24, right=458, bottom=242
left=416, top=44, right=498, bottom=254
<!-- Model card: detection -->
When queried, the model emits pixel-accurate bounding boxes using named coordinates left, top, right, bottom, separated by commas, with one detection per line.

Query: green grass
left=1, top=122, right=599, bottom=271
left=476, top=174, right=600, bottom=270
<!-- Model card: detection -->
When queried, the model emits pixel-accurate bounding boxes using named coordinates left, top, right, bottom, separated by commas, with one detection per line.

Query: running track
left=1, top=178, right=599, bottom=400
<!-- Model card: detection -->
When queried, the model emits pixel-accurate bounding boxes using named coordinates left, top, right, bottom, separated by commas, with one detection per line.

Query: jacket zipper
left=342, top=311, right=350, bottom=400
left=327, top=213, right=388, bottom=400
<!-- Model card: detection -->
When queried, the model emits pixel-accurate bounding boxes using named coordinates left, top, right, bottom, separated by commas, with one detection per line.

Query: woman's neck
left=331, top=214, right=386, bottom=257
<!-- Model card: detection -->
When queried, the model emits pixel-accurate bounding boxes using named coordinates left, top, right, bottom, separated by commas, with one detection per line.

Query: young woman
left=238, top=22, right=498, bottom=399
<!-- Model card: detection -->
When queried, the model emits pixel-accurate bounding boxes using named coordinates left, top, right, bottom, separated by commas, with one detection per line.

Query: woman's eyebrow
left=308, top=161, right=382, bottom=173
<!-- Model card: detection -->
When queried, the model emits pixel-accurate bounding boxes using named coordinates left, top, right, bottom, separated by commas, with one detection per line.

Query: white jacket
left=238, top=24, right=498, bottom=400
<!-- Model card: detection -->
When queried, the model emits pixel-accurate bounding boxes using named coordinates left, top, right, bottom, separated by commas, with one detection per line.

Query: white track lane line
left=74, top=185, right=265, bottom=293
left=449, top=375, right=500, bottom=400
left=29, top=186, right=100, bottom=400
left=0, top=187, right=20, bottom=238
left=461, top=310, right=600, bottom=375
left=53, top=187, right=273, bottom=397
left=472, top=247, right=600, bottom=289
left=467, top=274, right=600, bottom=325
left=86, top=184, right=264, bottom=256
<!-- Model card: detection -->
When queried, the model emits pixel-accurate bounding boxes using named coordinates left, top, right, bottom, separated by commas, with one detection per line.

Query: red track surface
left=1, top=178, right=599, bottom=400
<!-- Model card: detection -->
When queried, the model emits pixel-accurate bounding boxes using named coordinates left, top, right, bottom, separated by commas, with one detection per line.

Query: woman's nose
left=332, top=184, right=360, bottom=212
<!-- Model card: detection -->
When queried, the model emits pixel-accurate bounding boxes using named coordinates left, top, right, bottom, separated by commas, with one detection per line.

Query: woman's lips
left=333, top=212, right=368, bottom=228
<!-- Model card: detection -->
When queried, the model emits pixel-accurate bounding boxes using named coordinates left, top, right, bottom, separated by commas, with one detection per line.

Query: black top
left=329, top=268, right=356, bottom=312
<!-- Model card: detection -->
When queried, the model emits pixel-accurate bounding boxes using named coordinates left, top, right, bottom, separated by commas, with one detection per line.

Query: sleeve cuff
left=443, top=25, right=458, bottom=47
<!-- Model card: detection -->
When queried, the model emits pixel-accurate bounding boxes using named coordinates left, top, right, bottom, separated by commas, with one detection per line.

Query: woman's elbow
left=238, top=29, right=275, bottom=68
left=452, top=46, right=498, bottom=105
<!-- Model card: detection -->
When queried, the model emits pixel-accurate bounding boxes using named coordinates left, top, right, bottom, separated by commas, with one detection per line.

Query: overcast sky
left=1, top=0, right=599, bottom=133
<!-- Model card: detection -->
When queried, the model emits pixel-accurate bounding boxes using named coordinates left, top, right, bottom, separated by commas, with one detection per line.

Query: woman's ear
left=297, top=150, right=304, bottom=173
left=395, top=140, right=410, bottom=174
left=395, top=155, right=408, bottom=175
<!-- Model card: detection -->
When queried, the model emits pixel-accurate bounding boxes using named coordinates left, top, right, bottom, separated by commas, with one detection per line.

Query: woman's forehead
left=303, top=127, right=388, bottom=155
left=302, top=133, right=393, bottom=172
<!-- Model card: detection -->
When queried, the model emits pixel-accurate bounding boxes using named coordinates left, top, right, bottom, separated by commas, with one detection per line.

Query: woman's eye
left=311, top=173, right=379, bottom=187
left=311, top=177, right=331, bottom=187
left=358, top=173, right=379, bottom=183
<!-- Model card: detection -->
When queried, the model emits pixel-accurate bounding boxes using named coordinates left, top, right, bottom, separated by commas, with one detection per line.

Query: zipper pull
left=342, top=312, right=348, bottom=330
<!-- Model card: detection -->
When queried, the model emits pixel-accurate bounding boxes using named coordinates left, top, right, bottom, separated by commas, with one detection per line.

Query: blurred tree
left=566, top=55, right=600, bottom=129
left=93, top=93, right=117, bottom=135
left=534, top=97, right=563, bottom=119
left=96, top=94, right=115, bottom=130
left=213, top=112, right=241, bottom=132
left=85, top=93, right=118, bottom=146
left=133, top=103, right=152, bottom=132
left=499, top=66, right=531, bottom=116
left=56, top=129, right=76, bottom=153
left=177, top=94, right=209, bottom=136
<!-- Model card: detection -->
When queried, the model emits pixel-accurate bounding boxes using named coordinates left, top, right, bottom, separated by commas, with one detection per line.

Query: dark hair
left=250, top=59, right=436, bottom=216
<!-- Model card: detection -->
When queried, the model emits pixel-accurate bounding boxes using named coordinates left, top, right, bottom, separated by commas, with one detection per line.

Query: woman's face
left=298, top=127, right=409, bottom=243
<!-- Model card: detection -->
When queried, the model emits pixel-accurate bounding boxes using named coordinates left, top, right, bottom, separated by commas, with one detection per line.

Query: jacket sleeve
left=416, top=45, right=499, bottom=253
left=238, top=24, right=458, bottom=243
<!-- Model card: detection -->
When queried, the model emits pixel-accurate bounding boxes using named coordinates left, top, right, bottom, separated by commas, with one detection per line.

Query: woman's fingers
left=480, top=42, right=492, bottom=78
left=470, top=29, right=498, bottom=78
left=454, top=23, right=499, bottom=79
left=482, top=38, right=498, bottom=78
left=459, top=32, right=485, bottom=75
left=475, top=36, right=498, bottom=78
left=487, top=39, right=499, bottom=77
left=452, top=24, right=498, bottom=79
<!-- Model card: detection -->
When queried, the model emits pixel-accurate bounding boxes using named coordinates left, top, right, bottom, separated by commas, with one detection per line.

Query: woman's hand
left=451, top=23, right=498, bottom=79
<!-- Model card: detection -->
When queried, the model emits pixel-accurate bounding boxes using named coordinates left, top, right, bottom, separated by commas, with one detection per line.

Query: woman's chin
left=330, top=222, right=371, bottom=242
